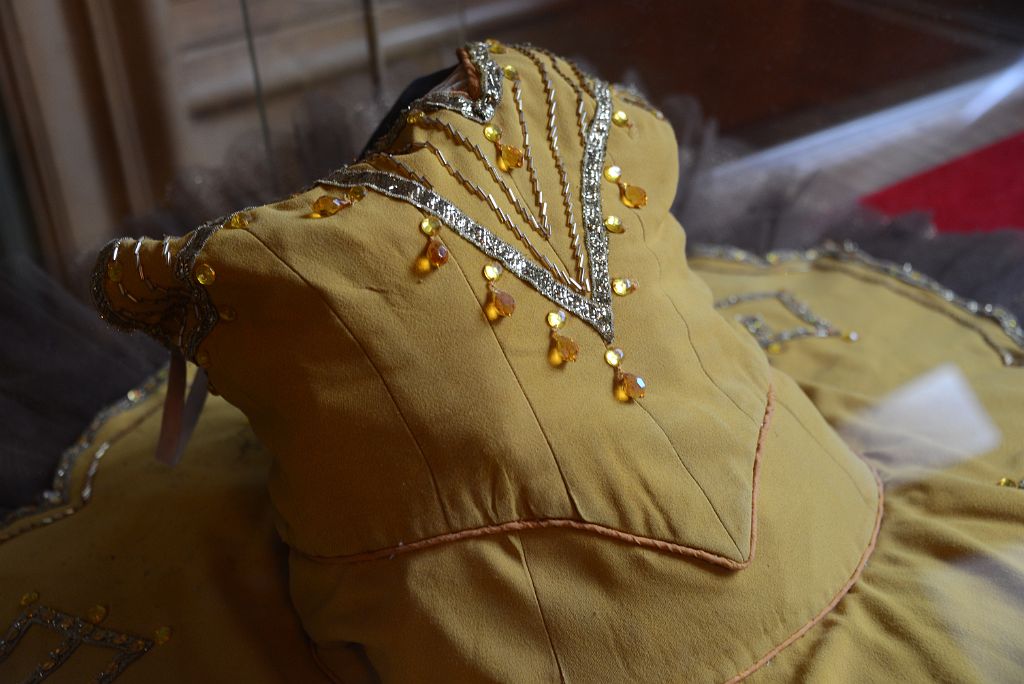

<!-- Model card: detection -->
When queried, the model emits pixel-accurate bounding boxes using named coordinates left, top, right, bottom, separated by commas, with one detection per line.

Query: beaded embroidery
left=714, top=290, right=854, bottom=353
left=0, top=604, right=152, bottom=682
left=323, top=42, right=617, bottom=342
left=0, top=370, right=165, bottom=543
left=692, top=240, right=1024, bottom=366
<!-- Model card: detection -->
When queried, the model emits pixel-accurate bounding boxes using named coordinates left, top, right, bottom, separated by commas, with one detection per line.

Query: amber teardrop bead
left=499, top=144, right=525, bottom=171
left=617, top=372, right=647, bottom=401
left=426, top=236, right=449, bottom=267
left=312, top=195, right=349, bottom=217
left=551, top=333, right=580, bottom=363
left=620, top=183, right=648, bottom=208
left=488, top=287, right=516, bottom=318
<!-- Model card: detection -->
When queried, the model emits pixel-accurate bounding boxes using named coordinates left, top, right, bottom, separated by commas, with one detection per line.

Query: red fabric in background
left=861, top=130, right=1024, bottom=233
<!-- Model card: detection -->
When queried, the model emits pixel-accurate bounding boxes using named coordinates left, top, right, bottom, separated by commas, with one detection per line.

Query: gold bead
left=195, top=350, right=210, bottom=368
left=483, top=124, right=502, bottom=142
left=312, top=195, right=348, bottom=217
left=41, top=659, right=55, bottom=671
left=498, top=144, right=524, bottom=170
left=194, top=263, right=216, bottom=286
left=106, top=262, right=123, bottom=283
left=486, top=287, right=516, bottom=319
left=612, top=278, right=638, bottom=296
left=604, top=215, right=624, bottom=233
left=603, top=165, right=622, bottom=182
left=620, top=182, right=648, bottom=208
left=604, top=347, right=623, bottom=367
left=406, top=110, right=423, bottom=124
left=113, top=633, right=129, bottom=645
left=503, top=64, right=519, bottom=80
left=226, top=212, right=252, bottom=229
left=766, top=342, right=783, bottom=354
left=130, top=639, right=147, bottom=652
left=219, top=306, right=236, bottom=322
left=997, top=477, right=1018, bottom=487
left=485, top=38, right=505, bottom=54
left=426, top=236, right=449, bottom=267
left=420, top=216, right=441, bottom=236
left=551, top=332, right=580, bottom=364
left=19, top=591, right=39, bottom=606
left=483, top=263, right=503, bottom=281
left=154, top=626, right=172, bottom=645
left=86, top=604, right=107, bottom=624
left=612, top=110, right=630, bottom=127
left=546, top=310, right=566, bottom=329
left=346, top=186, right=366, bottom=202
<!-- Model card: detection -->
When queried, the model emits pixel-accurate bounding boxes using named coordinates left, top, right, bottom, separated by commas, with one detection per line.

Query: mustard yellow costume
left=1, top=41, right=1021, bottom=682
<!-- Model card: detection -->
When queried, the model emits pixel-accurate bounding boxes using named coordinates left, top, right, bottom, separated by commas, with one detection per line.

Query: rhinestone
left=612, top=278, right=638, bottom=296
left=546, top=310, right=567, bottom=329
left=226, top=212, right=251, bottom=229
left=485, top=38, right=505, bottom=54
left=503, top=64, right=519, bottom=80
left=130, top=639, right=147, bottom=652
left=219, top=306, right=236, bottom=322
left=106, top=262, right=123, bottom=283
left=346, top=186, right=366, bottom=201
left=154, top=626, right=172, bottom=645
left=194, top=263, right=215, bottom=286
left=19, top=591, right=38, bottom=606
left=406, top=110, right=423, bottom=124
left=620, top=183, right=648, bottom=208
left=603, top=165, right=622, bottom=182
left=604, top=348, right=624, bottom=367
left=604, top=215, right=624, bottom=233
left=483, top=263, right=503, bottom=281
left=843, top=331, right=859, bottom=342
left=312, top=195, right=348, bottom=217
left=612, top=110, right=629, bottom=127
left=420, top=216, right=441, bottom=236
left=997, top=477, right=1018, bottom=487
left=41, top=659, right=55, bottom=671
left=113, top=634, right=129, bottom=645
left=195, top=350, right=210, bottom=368
left=86, top=605, right=107, bottom=624
left=483, top=124, right=502, bottom=142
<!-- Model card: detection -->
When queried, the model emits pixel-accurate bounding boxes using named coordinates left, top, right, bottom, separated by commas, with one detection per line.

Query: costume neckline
left=330, top=42, right=617, bottom=342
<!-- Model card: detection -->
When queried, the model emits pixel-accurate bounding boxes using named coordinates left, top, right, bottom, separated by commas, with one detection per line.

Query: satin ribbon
left=155, top=351, right=209, bottom=466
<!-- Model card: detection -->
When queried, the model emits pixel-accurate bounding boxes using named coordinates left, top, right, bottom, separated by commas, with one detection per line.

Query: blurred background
left=1, top=0, right=1023, bottom=294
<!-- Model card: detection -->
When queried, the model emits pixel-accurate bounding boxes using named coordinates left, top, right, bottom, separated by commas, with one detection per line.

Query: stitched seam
left=447, top=255, right=582, bottom=518
left=631, top=189, right=762, bottom=426
left=724, top=458, right=885, bottom=683
left=298, top=385, right=774, bottom=569
left=239, top=229, right=454, bottom=529
left=517, top=534, right=568, bottom=682
left=636, top=400, right=744, bottom=556
left=778, top=399, right=875, bottom=506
